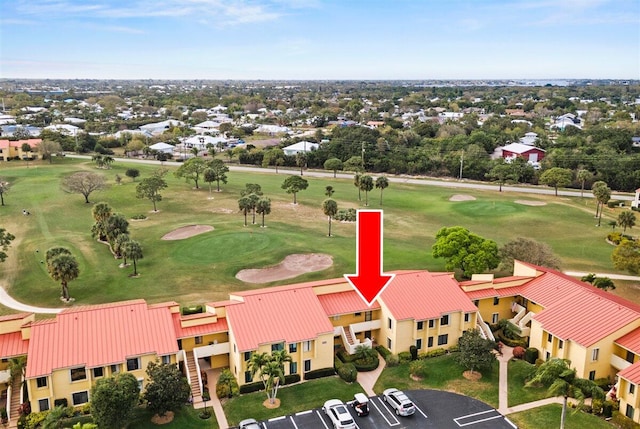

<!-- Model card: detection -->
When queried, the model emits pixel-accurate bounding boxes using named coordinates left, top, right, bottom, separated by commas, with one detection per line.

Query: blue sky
left=1, top=0, right=638, bottom=80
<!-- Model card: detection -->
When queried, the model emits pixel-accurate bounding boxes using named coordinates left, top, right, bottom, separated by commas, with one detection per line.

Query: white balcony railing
left=610, top=354, right=632, bottom=371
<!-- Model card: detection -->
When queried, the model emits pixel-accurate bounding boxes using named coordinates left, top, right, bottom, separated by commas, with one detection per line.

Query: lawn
left=223, top=376, right=365, bottom=427
left=508, top=404, right=613, bottom=429
left=372, top=354, right=499, bottom=408
left=127, top=406, right=219, bottom=429
left=0, top=157, right=637, bottom=312
left=508, top=359, right=552, bottom=407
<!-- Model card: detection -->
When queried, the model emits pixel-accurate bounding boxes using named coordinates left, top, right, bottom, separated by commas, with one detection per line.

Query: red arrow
left=344, top=210, right=395, bottom=306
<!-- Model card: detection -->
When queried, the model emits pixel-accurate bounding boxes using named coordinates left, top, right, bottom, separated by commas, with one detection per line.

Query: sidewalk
left=357, top=355, right=387, bottom=397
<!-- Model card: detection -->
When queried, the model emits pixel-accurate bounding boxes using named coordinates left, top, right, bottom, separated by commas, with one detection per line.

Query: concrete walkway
left=194, top=366, right=229, bottom=429
left=356, top=355, right=387, bottom=397
left=0, top=286, right=62, bottom=314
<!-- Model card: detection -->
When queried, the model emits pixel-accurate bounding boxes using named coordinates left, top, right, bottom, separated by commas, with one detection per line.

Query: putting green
left=450, top=200, right=526, bottom=217
left=170, top=231, right=272, bottom=265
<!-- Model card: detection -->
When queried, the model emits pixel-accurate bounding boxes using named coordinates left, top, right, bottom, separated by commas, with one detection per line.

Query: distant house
left=149, top=142, right=175, bottom=155
left=0, top=139, right=41, bottom=161
left=550, top=114, right=582, bottom=131
left=282, top=141, right=319, bottom=156
left=44, top=124, right=80, bottom=136
left=495, top=142, right=545, bottom=166
left=139, top=120, right=184, bottom=136
left=254, top=124, right=290, bottom=135
left=1, top=125, right=41, bottom=138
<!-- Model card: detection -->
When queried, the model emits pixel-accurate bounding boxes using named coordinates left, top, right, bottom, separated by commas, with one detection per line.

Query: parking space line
left=454, top=409, right=503, bottom=427
left=315, top=410, right=330, bottom=429
left=504, top=417, right=518, bottom=429
left=455, top=410, right=496, bottom=420
left=295, top=410, right=313, bottom=416
left=289, top=416, right=299, bottom=429
left=268, top=416, right=287, bottom=422
left=413, top=402, right=428, bottom=419
left=370, top=397, right=400, bottom=426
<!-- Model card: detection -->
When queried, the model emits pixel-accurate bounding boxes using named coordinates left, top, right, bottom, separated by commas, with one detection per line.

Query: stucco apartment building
left=0, top=139, right=41, bottom=161
left=1, top=262, right=639, bottom=423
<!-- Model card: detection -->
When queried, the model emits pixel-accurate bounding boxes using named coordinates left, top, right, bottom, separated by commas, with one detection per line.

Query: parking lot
left=244, top=389, right=517, bottom=429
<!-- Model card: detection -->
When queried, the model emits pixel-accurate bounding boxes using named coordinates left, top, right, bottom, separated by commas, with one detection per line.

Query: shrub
left=603, top=401, right=614, bottom=418
left=409, top=345, right=418, bottom=361
left=335, top=208, right=356, bottom=222
left=611, top=411, right=640, bottom=429
left=409, top=359, right=429, bottom=379
left=418, top=348, right=446, bottom=359
left=386, top=354, right=400, bottom=367
left=337, top=363, right=357, bottom=383
left=448, top=344, right=460, bottom=353
left=284, top=374, right=301, bottom=384
left=398, top=351, right=412, bottom=363
left=594, top=377, right=611, bottom=391
left=238, top=381, right=264, bottom=394
left=216, top=368, right=240, bottom=398
left=607, top=200, right=623, bottom=208
left=375, top=345, right=392, bottom=360
left=304, top=367, right=336, bottom=380
left=512, top=346, right=526, bottom=359
left=334, top=357, right=344, bottom=371
left=25, top=411, right=48, bottom=429
left=131, top=214, right=147, bottom=220
left=354, top=356, right=379, bottom=372
left=535, top=358, right=544, bottom=367
left=524, top=348, right=539, bottom=364
left=495, top=330, right=528, bottom=347
left=591, top=399, right=603, bottom=415
left=608, top=232, right=623, bottom=244
left=81, top=403, right=91, bottom=415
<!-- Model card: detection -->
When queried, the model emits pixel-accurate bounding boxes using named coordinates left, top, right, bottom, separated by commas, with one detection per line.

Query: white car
left=382, top=388, right=416, bottom=416
left=238, top=418, right=261, bottom=429
left=323, top=399, right=357, bottom=429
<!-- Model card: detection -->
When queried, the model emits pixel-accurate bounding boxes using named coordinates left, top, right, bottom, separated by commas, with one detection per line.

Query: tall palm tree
left=375, top=176, right=389, bottom=205
left=618, top=211, right=636, bottom=233
left=123, top=240, right=143, bottom=276
left=91, top=202, right=112, bottom=242
left=359, top=175, right=374, bottom=206
left=322, top=199, right=338, bottom=237
left=247, top=351, right=269, bottom=386
left=576, top=169, right=591, bottom=198
left=47, top=252, right=80, bottom=301
left=238, top=196, right=252, bottom=227
left=255, top=197, right=271, bottom=227
left=114, top=233, right=131, bottom=263
left=526, top=358, right=603, bottom=429
left=354, top=173, right=362, bottom=201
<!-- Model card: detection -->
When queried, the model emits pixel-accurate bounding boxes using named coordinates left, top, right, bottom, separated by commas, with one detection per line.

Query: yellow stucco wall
left=180, top=332, right=229, bottom=352
left=618, top=377, right=639, bottom=423
left=475, top=296, right=515, bottom=325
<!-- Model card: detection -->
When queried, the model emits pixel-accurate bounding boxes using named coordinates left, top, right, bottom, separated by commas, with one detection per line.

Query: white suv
left=323, top=399, right=357, bottom=429
left=382, top=388, right=416, bottom=416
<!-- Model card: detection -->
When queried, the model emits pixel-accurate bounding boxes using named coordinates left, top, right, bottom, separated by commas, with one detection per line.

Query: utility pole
left=459, top=150, right=464, bottom=180
left=361, top=142, right=365, bottom=170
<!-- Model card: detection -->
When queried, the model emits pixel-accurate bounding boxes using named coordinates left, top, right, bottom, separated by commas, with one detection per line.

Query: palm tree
left=591, top=181, right=607, bottom=218
left=255, top=197, right=271, bottom=227
left=324, top=185, right=335, bottom=197
left=576, top=169, right=591, bottom=198
left=8, top=356, right=26, bottom=386
left=91, top=202, right=112, bottom=242
left=526, top=358, right=603, bottom=429
left=354, top=173, right=362, bottom=201
left=190, top=147, right=199, bottom=158
left=322, top=199, right=338, bottom=237
left=47, top=252, right=80, bottom=301
left=296, top=152, right=307, bottom=175
left=123, top=240, right=143, bottom=276
left=353, top=345, right=377, bottom=364
left=267, top=350, right=292, bottom=404
left=238, top=196, right=252, bottom=226
left=102, top=156, right=114, bottom=169
left=359, top=175, right=374, bottom=206
left=114, top=233, right=131, bottom=264
left=618, top=211, right=636, bottom=233
left=375, top=176, right=389, bottom=205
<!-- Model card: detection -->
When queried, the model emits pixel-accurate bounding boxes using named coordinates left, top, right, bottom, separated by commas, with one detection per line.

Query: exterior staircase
left=343, top=328, right=354, bottom=346
left=8, top=376, right=21, bottom=429
left=184, top=351, right=202, bottom=403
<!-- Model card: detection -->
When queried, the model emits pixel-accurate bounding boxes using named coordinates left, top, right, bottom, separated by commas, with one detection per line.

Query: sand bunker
left=161, top=225, right=214, bottom=240
left=514, top=200, right=547, bottom=206
left=449, top=194, right=476, bottom=202
left=236, top=253, right=333, bottom=283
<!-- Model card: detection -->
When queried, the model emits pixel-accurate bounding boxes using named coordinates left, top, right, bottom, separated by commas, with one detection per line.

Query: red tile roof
left=381, top=271, right=477, bottom=321
left=616, top=328, right=640, bottom=354
left=26, top=300, right=178, bottom=378
left=172, top=313, right=228, bottom=339
left=618, top=360, right=640, bottom=384
left=0, top=312, right=32, bottom=322
left=0, top=332, right=29, bottom=358
left=226, top=286, right=334, bottom=352
left=464, top=285, right=524, bottom=300
left=0, top=139, right=41, bottom=149
left=318, top=291, right=380, bottom=316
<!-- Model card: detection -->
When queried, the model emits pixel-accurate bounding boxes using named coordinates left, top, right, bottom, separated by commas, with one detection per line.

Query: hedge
left=181, top=305, right=204, bottom=316
left=375, top=345, right=392, bottom=360
left=238, top=374, right=301, bottom=394
left=337, top=363, right=357, bottom=383
left=495, top=330, right=528, bottom=348
left=304, top=367, right=336, bottom=380
left=524, top=348, right=539, bottom=364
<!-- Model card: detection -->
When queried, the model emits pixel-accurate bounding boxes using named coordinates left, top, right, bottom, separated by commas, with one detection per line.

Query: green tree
left=591, top=181, right=608, bottom=218
left=322, top=198, right=338, bottom=237
left=39, top=140, right=62, bottom=164
left=296, top=152, right=307, bottom=175
left=324, top=158, right=343, bottom=178
left=206, top=159, right=229, bottom=192
left=432, top=226, right=500, bottom=279
left=324, top=185, right=335, bottom=197
left=353, top=172, right=362, bottom=201
left=42, top=405, right=68, bottom=429
left=125, top=168, right=140, bottom=182
left=238, top=196, right=252, bottom=227
left=46, top=249, right=79, bottom=301
left=90, top=202, right=113, bottom=242
left=123, top=240, right=143, bottom=276
left=526, top=358, right=604, bottom=429
left=175, top=157, right=207, bottom=189
left=593, top=183, right=611, bottom=227
left=21, top=143, right=33, bottom=167
left=113, top=233, right=131, bottom=264
left=375, top=176, right=389, bottom=206
left=136, top=175, right=168, bottom=212
left=343, top=156, right=363, bottom=173
left=105, top=213, right=129, bottom=249
left=455, top=329, right=496, bottom=376
left=62, top=171, right=106, bottom=203
left=359, top=175, right=374, bottom=206
left=539, top=167, right=573, bottom=196
left=486, top=160, right=514, bottom=192
left=262, top=148, right=285, bottom=173
left=612, top=239, right=640, bottom=274
left=576, top=169, right=592, bottom=198
left=617, top=211, right=636, bottom=233
left=0, top=228, right=14, bottom=263
left=143, top=361, right=191, bottom=418
left=248, top=350, right=291, bottom=405
left=281, top=175, right=309, bottom=204
left=255, top=197, right=271, bottom=228
left=0, top=178, right=9, bottom=206
left=499, top=237, right=561, bottom=271
left=90, top=373, right=140, bottom=429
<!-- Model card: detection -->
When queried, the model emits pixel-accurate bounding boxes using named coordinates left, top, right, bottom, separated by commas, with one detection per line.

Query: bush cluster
left=607, top=232, right=635, bottom=245
left=337, top=363, right=357, bottom=383
left=375, top=345, right=392, bottom=360
left=181, top=305, right=204, bottom=315
left=512, top=346, right=526, bottom=359
left=304, top=367, right=336, bottom=380
left=524, top=348, right=539, bottom=364
left=334, top=208, right=356, bottom=222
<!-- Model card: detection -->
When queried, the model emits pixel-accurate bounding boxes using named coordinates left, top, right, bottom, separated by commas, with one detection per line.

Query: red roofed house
left=0, top=139, right=41, bottom=161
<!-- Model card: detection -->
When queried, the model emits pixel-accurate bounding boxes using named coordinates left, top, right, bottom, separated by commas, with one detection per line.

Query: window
left=630, top=383, right=636, bottom=395
left=440, top=315, right=449, bottom=326
left=464, top=313, right=470, bottom=323
left=355, top=312, right=361, bottom=317
left=626, top=404, right=634, bottom=419
left=416, top=339, right=422, bottom=350
left=547, top=333, right=553, bottom=343
left=245, top=351, right=252, bottom=361
left=333, top=315, right=340, bottom=321
left=626, top=350, right=635, bottom=364
left=304, top=359, right=311, bottom=372
left=271, top=343, right=284, bottom=352
left=592, top=348, right=599, bottom=361
left=195, top=336, right=203, bottom=345
left=38, top=398, right=50, bottom=412
left=245, top=371, right=252, bottom=383
left=92, top=367, right=104, bottom=378
left=492, top=313, right=499, bottom=324
left=437, top=334, right=448, bottom=346
left=303, top=341, right=311, bottom=352
left=428, top=337, right=433, bottom=348
left=473, top=300, right=479, bottom=307
left=546, top=352, right=550, bottom=360
left=72, top=391, right=89, bottom=406
left=428, top=319, right=435, bottom=328
left=290, top=362, right=298, bottom=374
left=36, top=377, right=47, bottom=388
left=161, top=355, right=171, bottom=365
left=417, top=321, right=424, bottom=330
left=387, top=338, right=392, bottom=349
left=589, top=370, right=596, bottom=381
left=388, top=318, right=393, bottom=330
left=70, top=367, right=86, bottom=382
left=126, top=358, right=141, bottom=371
left=493, top=297, right=499, bottom=305
left=110, top=364, right=120, bottom=374
left=365, top=311, right=372, bottom=322
left=558, top=340, right=564, bottom=349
